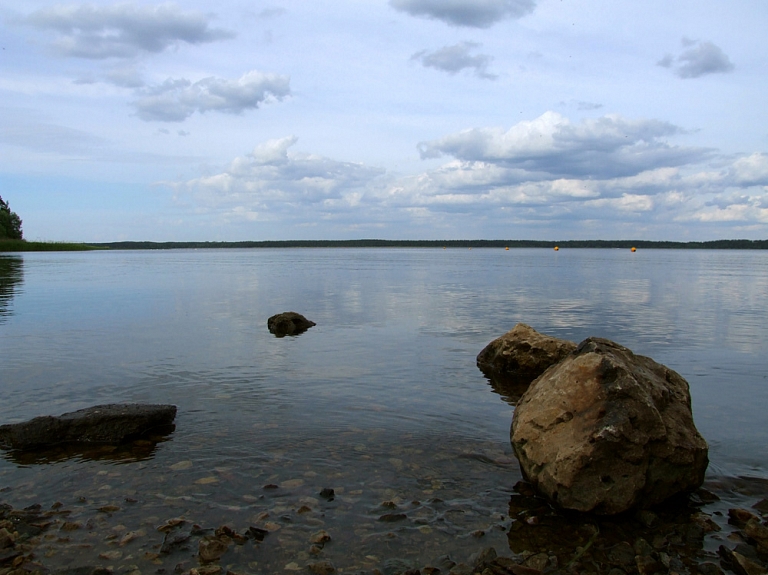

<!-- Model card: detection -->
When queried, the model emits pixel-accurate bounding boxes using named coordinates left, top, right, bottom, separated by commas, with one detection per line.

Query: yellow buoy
left=505, top=246, right=509, bottom=250
left=631, top=246, right=637, bottom=252
left=554, top=246, right=559, bottom=251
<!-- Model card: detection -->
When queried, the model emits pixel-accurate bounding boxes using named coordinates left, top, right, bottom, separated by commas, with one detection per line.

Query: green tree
left=0, top=196, right=23, bottom=240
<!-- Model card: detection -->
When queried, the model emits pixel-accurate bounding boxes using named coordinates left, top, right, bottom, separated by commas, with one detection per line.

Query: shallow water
left=0, top=248, right=766, bottom=572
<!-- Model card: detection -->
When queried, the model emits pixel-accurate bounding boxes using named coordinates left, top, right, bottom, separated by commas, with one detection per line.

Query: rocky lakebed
left=1, top=321, right=767, bottom=575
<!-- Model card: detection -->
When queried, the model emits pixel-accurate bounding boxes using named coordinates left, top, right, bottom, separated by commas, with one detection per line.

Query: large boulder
left=267, top=311, right=316, bottom=337
left=477, top=323, right=577, bottom=400
left=0, top=404, right=177, bottom=451
left=511, top=337, right=708, bottom=515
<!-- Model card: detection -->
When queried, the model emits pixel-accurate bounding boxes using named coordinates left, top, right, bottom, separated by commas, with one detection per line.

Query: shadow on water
left=0, top=255, right=23, bottom=322
left=481, top=371, right=530, bottom=406
left=1, top=425, right=175, bottom=465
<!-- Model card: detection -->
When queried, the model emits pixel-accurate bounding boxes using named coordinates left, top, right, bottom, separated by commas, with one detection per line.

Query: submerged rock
left=477, top=324, right=576, bottom=401
left=511, top=337, right=708, bottom=515
left=0, top=404, right=177, bottom=451
left=267, top=311, right=316, bottom=337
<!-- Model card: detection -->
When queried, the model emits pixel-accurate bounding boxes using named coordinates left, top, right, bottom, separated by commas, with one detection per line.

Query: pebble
left=307, top=560, right=336, bottom=575
left=198, top=535, right=229, bottom=563
left=378, top=513, right=407, bottom=522
left=98, top=550, right=122, bottom=560
left=309, top=530, right=331, bottom=544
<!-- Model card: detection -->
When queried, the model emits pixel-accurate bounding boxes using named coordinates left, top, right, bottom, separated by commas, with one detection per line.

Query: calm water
left=0, top=248, right=767, bottom=571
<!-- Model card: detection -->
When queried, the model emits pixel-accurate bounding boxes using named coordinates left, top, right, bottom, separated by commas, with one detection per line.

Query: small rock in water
left=729, top=508, right=758, bottom=527
left=319, top=488, right=335, bottom=501
left=198, top=535, right=229, bottom=563
left=98, top=505, right=121, bottom=514
left=307, top=560, right=336, bottom=575
left=267, top=312, right=316, bottom=337
left=157, top=518, right=187, bottom=533
left=247, top=526, right=268, bottom=542
left=161, top=529, right=191, bottom=555
left=753, top=498, right=768, bottom=514
left=309, top=530, right=331, bottom=544
left=379, top=513, right=407, bottom=522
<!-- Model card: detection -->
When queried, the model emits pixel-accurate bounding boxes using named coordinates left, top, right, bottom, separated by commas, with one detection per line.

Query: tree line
left=92, top=239, right=768, bottom=250
left=0, top=196, right=23, bottom=240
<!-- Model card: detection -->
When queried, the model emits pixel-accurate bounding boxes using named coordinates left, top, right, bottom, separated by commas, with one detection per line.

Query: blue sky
left=1, top=0, right=767, bottom=241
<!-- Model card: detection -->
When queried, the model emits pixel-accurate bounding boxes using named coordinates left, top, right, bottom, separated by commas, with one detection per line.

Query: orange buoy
left=505, top=247, right=509, bottom=250
left=631, top=247, right=637, bottom=252
left=554, top=246, right=559, bottom=251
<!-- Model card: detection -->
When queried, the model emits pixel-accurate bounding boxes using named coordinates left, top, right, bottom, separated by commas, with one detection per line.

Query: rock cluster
left=478, top=324, right=709, bottom=515
left=267, top=311, right=316, bottom=337
left=0, top=404, right=177, bottom=451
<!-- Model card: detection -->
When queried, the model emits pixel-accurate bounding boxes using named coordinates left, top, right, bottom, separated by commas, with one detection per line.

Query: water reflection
left=1, top=426, right=175, bottom=465
left=0, top=255, right=23, bottom=322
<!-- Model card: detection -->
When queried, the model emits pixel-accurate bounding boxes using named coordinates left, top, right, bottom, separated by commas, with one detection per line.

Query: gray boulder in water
left=0, top=404, right=177, bottom=450
left=511, top=337, right=708, bottom=515
left=267, top=311, right=316, bottom=337
left=477, top=323, right=576, bottom=394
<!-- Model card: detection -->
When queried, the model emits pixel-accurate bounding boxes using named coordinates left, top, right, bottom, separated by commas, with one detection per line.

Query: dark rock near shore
left=267, top=311, right=316, bottom=337
left=0, top=403, right=177, bottom=451
left=477, top=324, right=576, bottom=402
left=511, top=337, right=708, bottom=515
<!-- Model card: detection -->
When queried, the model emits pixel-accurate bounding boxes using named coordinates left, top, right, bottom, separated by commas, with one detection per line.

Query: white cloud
left=24, top=3, right=234, bottom=59
left=417, top=112, right=709, bottom=179
left=658, top=39, right=734, bottom=79
left=133, top=70, right=291, bottom=122
left=389, top=0, right=535, bottom=28
left=173, top=137, right=386, bottom=222
left=161, top=114, right=768, bottom=237
left=411, top=42, right=496, bottom=79
left=727, top=153, right=768, bottom=187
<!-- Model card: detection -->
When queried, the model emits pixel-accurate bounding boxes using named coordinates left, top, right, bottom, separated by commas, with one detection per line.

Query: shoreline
left=1, top=468, right=766, bottom=575
left=4, top=239, right=768, bottom=252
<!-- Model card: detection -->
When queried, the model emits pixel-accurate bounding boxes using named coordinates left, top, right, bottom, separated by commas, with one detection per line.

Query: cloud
left=173, top=137, right=386, bottom=222
left=657, top=39, right=734, bottom=79
left=417, top=111, right=710, bottom=179
left=133, top=70, right=291, bottom=122
left=390, top=0, right=535, bottom=28
left=411, top=42, right=496, bottom=79
left=168, top=116, right=768, bottom=237
left=24, top=3, right=234, bottom=59
left=105, top=64, right=145, bottom=87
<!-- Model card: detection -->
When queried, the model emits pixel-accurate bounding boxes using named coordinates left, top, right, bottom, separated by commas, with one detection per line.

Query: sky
left=1, top=0, right=767, bottom=242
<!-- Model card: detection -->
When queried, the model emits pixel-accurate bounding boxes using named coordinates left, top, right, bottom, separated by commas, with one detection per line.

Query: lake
left=1, top=248, right=767, bottom=573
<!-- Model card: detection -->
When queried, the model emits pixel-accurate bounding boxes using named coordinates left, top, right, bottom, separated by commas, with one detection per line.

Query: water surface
left=0, top=248, right=766, bottom=571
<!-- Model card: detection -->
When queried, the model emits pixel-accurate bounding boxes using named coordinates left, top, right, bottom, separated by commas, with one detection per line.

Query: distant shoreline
left=0, top=240, right=105, bottom=252
left=2, top=238, right=768, bottom=252
left=91, top=239, right=768, bottom=250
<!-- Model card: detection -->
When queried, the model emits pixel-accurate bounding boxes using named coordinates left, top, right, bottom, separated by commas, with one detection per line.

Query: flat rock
left=511, top=337, right=708, bottom=514
left=477, top=323, right=576, bottom=401
left=0, top=404, right=177, bottom=451
left=267, top=311, right=316, bottom=337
